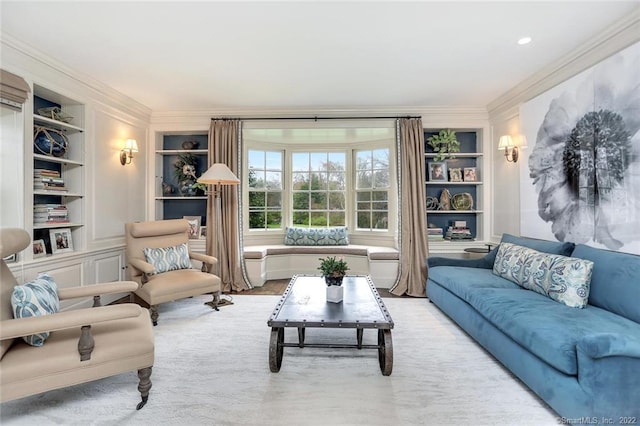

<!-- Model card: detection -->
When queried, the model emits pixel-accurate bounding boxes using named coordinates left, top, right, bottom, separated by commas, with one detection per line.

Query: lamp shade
left=498, top=135, right=513, bottom=150
left=125, top=139, right=139, bottom=152
left=198, top=163, right=240, bottom=185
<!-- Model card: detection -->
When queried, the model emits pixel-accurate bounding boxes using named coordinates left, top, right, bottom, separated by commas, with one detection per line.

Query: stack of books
left=34, top=204, right=69, bottom=225
left=445, top=221, right=474, bottom=240
left=34, top=169, right=66, bottom=192
left=427, top=227, right=444, bottom=241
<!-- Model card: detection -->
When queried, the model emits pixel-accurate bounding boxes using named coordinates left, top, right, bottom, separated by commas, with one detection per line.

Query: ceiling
left=1, top=1, right=638, bottom=112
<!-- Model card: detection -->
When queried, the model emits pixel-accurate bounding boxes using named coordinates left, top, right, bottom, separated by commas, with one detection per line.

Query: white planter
left=326, top=285, right=344, bottom=303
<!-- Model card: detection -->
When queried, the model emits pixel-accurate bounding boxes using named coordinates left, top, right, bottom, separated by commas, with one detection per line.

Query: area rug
left=0, top=295, right=558, bottom=425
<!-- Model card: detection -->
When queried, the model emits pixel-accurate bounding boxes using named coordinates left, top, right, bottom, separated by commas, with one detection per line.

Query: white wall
left=1, top=35, right=151, bottom=249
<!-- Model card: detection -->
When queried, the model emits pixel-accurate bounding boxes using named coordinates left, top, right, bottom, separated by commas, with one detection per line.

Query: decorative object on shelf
left=439, top=188, right=452, bottom=210
left=37, top=106, right=73, bottom=123
left=32, top=239, right=46, bottom=258
left=33, top=126, right=68, bottom=157
left=49, top=228, right=73, bottom=254
left=183, top=216, right=201, bottom=239
left=173, top=154, right=204, bottom=196
left=120, top=139, right=138, bottom=166
left=162, top=181, right=175, bottom=195
left=426, top=196, right=440, bottom=210
left=451, top=192, right=474, bottom=210
left=427, top=129, right=460, bottom=161
left=498, top=135, right=519, bottom=163
left=181, top=140, right=200, bottom=150
left=449, top=167, right=462, bottom=182
left=318, top=256, right=349, bottom=289
left=464, top=167, right=477, bottom=182
left=199, top=226, right=207, bottom=239
left=428, top=161, right=448, bottom=181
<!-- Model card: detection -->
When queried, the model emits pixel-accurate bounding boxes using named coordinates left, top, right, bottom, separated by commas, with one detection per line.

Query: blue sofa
left=427, top=234, right=640, bottom=421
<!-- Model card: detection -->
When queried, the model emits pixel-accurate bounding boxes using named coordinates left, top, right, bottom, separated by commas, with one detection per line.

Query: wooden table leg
left=378, top=329, right=393, bottom=376
left=269, top=327, right=284, bottom=372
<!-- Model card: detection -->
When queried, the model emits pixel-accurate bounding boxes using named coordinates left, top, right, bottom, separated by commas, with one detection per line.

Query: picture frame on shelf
left=199, top=226, right=207, bottom=239
left=464, top=167, right=477, bottom=182
left=183, top=216, right=201, bottom=239
left=449, top=168, right=462, bottom=182
left=3, top=254, right=17, bottom=263
left=428, top=161, right=448, bottom=182
left=49, top=228, right=73, bottom=254
left=33, top=239, right=47, bottom=258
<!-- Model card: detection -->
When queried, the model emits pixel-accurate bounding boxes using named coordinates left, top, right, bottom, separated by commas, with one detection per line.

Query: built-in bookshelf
left=153, top=133, right=208, bottom=227
left=30, top=85, right=85, bottom=259
left=424, top=129, right=484, bottom=248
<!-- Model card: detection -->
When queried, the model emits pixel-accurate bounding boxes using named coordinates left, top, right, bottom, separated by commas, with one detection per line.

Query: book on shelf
left=33, top=204, right=69, bottom=224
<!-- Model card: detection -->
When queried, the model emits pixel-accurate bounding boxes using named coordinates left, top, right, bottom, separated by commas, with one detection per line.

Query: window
left=242, top=122, right=396, bottom=237
left=292, top=152, right=346, bottom=227
left=247, top=150, right=283, bottom=229
left=355, top=148, right=390, bottom=230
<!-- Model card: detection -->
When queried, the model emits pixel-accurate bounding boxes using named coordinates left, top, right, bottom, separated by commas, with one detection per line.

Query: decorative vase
left=326, top=283, right=344, bottom=303
left=178, top=180, right=198, bottom=196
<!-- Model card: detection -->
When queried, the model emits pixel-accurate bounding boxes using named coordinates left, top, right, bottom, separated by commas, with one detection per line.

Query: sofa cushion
left=493, top=243, right=594, bottom=308
left=11, top=273, right=60, bottom=346
left=465, top=287, right=640, bottom=375
left=284, top=226, right=349, bottom=246
left=143, top=242, right=191, bottom=275
left=572, top=244, right=640, bottom=324
left=428, top=266, right=521, bottom=303
left=500, top=233, right=575, bottom=256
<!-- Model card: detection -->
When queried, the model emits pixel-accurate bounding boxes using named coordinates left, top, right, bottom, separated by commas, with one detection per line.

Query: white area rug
left=1, top=295, right=558, bottom=425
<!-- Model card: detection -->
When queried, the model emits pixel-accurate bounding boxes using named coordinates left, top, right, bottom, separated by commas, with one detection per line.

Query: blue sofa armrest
left=578, top=333, right=640, bottom=359
left=427, top=246, right=498, bottom=269
left=576, top=333, right=640, bottom=417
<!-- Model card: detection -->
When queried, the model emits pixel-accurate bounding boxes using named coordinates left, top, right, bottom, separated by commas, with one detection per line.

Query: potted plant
left=427, top=129, right=460, bottom=161
left=318, top=256, right=349, bottom=287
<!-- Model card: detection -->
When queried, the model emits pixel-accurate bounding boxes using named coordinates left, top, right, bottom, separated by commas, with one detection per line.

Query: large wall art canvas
left=520, top=41, right=640, bottom=255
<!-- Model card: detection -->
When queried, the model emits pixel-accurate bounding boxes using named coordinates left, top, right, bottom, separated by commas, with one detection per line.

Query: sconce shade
left=498, top=135, right=513, bottom=150
left=120, top=139, right=138, bottom=165
left=498, top=135, right=519, bottom=163
left=198, top=163, right=240, bottom=185
left=125, top=139, right=139, bottom=152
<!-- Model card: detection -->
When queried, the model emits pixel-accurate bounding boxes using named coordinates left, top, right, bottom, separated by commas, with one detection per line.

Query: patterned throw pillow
left=143, top=243, right=192, bottom=275
left=283, top=227, right=349, bottom=246
left=11, top=273, right=60, bottom=346
left=493, top=242, right=594, bottom=308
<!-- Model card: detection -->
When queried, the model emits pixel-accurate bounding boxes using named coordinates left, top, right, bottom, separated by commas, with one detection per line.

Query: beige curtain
left=207, top=119, right=248, bottom=292
left=390, top=118, right=429, bottom=297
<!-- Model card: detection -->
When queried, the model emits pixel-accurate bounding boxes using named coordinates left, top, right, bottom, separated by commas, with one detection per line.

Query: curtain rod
left=211, top=115, right=421, bottom=121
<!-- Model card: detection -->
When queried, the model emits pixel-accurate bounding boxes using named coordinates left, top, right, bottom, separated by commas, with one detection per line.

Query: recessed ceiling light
left=518, top=37, right=532, bottom=45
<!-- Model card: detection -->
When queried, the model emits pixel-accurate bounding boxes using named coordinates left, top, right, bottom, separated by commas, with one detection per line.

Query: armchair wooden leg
left=136, top=366, right=152, bottom=410
left=150, top=305, right=159, bottom=326
left=78, top=325, right=94, bottom=361
left=205, top=292, right=220, bottom=311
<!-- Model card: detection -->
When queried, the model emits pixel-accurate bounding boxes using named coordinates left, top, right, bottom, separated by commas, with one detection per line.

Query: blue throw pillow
left=493, top=242, right=594, bottom=308
left=11, top=273, right=60, bottom=346
left=284, top=227, right=349, bottom=246
left=143, top=243, right=192, bottom=275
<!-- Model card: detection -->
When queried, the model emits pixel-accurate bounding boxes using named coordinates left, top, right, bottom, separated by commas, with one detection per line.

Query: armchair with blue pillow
left=0, top=228, right=154, bottom=409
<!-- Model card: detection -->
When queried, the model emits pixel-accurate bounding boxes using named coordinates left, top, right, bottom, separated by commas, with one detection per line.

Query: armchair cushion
left=11, top=273, right=60, bottom=346
left=143, top=243, right=191, bottom=275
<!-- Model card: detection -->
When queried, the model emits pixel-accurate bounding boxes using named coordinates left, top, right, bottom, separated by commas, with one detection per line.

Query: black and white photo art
left=520, top=42, right=640, bottom=255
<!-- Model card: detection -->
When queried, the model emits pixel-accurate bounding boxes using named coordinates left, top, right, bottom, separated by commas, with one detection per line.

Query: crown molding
left=488, top=8, right=640, bottom=117
left=1, top=32, right=152, bottom=121
left=150, top=105, right=489, bottom=125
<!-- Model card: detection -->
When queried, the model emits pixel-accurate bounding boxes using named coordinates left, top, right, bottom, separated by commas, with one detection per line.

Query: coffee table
left=267, top=275, right=394, bottom=375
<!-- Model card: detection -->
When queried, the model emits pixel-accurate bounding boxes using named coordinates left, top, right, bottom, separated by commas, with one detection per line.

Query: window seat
left=243, top=244, right=399, bottom=289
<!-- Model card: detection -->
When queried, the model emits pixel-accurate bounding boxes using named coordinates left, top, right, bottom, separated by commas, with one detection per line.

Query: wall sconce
left=120, top=139, right=138, bottom=165
left=498, top=135, right=519, bottom=163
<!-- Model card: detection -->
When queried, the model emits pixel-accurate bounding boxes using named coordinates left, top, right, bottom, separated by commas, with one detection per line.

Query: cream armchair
left=0, top=228, right=154, bottom=409
left=124, top=219, right=221, bottom=325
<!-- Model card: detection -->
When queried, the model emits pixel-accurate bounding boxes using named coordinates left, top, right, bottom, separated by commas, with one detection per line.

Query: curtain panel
left=207, top=119, right=248, bottom=292
left=390, top=118, right=429, bottom=297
